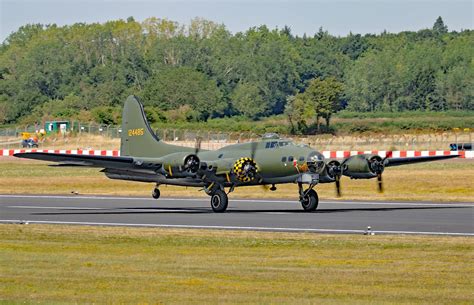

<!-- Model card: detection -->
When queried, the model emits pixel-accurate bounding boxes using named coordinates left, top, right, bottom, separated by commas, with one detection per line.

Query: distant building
left=44, top=121, right=70, bottom=134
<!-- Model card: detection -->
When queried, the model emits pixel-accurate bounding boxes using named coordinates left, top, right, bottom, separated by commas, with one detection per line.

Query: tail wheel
left=210, top=189, right=228, bottom=213
left=152, top=188, right=160, bottom=199
left=300, top=189, right=319, bottom=211
left=232, top=157, right=258, bottom=182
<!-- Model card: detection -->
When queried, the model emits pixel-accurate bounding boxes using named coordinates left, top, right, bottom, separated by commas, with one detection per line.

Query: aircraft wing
left=384, top=154, right=459, bottom=167
left=14, top=152, right=135, bottom=169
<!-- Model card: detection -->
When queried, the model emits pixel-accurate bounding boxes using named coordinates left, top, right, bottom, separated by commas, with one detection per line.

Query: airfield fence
left=0, top=123, right=472, bottom=151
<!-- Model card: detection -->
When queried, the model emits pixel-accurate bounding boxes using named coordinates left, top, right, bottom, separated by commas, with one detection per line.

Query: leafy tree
left=141, top=67, right=225, bottom=120
left=433, top=16, right=448, bottom=34
left=286, top=77, right=343, bottom=133
left=91, top=106, right=121, bottom=125
left=304, top=77, right=344, bottom=130
left=0, top=16, right=472, bottom=126
left=231, top=83, right=266, bottom=119
left=284, top=95, right=314, bottom=134
left=340, top=33, right=370, bottom=60
left=436, top=65, right=474, bottom=110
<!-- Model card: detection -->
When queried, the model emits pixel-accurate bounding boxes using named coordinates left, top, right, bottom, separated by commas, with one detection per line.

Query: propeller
left=183, top=155, right=200, bottom=173
left=229, top=141, right=261, bottom=183
left=326, top=161, right=343, bottom=197
left=368, top=151, right=392, bottom=193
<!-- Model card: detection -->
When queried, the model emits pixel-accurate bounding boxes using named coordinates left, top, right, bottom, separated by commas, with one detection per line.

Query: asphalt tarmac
left=0, top=195, right=473, bottom=236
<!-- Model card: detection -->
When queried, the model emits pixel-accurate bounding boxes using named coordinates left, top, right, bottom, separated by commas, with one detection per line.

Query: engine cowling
left=342, top=154, right=384, bottom=179
left=232, top=157, right=258, bottom=182
left=306, top=151, right=326, bottom=174
left=319, top=160, right=341, bottom=182
left=159, top=152, right=201, bottom=175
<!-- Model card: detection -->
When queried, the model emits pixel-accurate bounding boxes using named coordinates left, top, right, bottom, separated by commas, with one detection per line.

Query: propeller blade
left=377, top=173, right=384, bottom=193
left=335, top=175, right=342, bottom=197
left=250, top=141, right=258, bottom=160
left=195, top=136, right=202, bottom=154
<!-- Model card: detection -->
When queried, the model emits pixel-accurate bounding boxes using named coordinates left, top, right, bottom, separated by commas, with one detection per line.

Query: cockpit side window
left=265, top=141, right=281, bottom=149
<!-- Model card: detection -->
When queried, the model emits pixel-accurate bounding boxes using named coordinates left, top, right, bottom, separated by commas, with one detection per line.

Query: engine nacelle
left=319, top=160, right=341, bottom=182
left=232, top=157, right=258, bottom=182
left=306, top=151, right=326, bottom=174
left=159, top=152, right=200, bottom=175
left=342, top=154, right=383, bottom=179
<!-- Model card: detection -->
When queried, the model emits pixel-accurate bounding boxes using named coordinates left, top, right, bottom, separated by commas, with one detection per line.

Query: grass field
left=1, top=158, right=473, bottom=202
left=1, top=224, right=473, bottom=304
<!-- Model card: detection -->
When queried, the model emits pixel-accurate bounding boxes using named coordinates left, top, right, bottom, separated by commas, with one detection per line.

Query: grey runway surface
left=0, top=195, right=473, bottom=236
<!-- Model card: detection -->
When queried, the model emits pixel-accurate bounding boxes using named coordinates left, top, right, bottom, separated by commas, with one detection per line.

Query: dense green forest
left=0, top=16, right=472, bottom=133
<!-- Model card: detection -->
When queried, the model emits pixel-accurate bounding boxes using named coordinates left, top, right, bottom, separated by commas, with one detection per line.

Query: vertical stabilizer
left=120, top=96, right=192, bottom=157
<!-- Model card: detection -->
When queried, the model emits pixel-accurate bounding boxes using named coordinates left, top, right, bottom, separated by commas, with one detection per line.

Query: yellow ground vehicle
left=21, top=132, right=39, bottom=148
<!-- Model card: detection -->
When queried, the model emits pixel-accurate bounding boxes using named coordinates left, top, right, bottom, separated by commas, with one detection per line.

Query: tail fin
left=120, top=96, right=192, bottom=157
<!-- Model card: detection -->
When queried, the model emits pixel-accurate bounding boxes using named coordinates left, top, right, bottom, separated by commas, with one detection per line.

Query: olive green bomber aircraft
left=15, top=96, right=459, bottom=212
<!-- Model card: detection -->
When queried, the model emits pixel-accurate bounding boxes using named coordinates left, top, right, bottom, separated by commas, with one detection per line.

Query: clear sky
left=1, top=0, right=472, bottom=42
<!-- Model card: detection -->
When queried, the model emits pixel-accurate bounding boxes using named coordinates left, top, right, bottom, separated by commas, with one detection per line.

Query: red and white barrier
left=1, top=149, right=472, bottom=158
left=1, top=149, right=119, bottom=157
left=321, top=150, right=472, bottom=159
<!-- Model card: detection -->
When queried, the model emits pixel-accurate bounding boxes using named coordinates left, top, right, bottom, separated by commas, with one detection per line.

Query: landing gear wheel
left=152, top=188, right=161, bottom=199
left=210, top=189, right=228, bottom=213
left=300, top=189, right=319, bottom=211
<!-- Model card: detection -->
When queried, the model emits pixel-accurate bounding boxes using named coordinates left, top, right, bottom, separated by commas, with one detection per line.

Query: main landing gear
left=298, top=182, right=319, bottom=211
left=210, top=189, right=228, bottom=213
left=151, top=182, right=318, bottom=213
left=204, top=183, right=229, bottom=212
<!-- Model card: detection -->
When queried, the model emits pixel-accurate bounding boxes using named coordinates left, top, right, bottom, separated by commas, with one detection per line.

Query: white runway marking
left=0, top=219, right=472, bottom=236
left=7, top=206, right=104, bottom=210
left=0, top=194, right=472, bottom=207
left=5, top=206, right=205, bottom=213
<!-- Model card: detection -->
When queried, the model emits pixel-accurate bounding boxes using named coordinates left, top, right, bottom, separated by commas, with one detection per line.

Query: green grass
left=0, top=225, right=473, bottom=304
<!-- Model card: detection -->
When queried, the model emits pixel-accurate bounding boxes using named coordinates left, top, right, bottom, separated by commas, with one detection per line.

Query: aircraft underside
left=103, top=168, right=321, bottom=212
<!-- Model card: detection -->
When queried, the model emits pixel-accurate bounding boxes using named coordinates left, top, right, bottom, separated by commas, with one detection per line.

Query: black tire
left=210, top=189, right=228, bottom=213
left=152, top=188, right=160, bottom=199
left=300, top=189, right=319, bottom=211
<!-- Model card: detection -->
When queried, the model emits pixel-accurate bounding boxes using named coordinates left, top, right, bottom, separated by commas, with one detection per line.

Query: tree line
left=0, top=16, right=472, bottom=133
